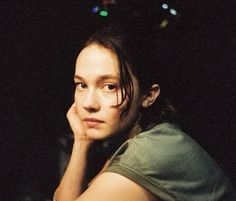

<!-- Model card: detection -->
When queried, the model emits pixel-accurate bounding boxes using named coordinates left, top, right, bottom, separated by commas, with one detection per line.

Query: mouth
left=83, top=118, right=104, bottom=127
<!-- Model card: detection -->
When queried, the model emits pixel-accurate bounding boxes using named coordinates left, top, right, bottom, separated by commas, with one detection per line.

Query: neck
left=127, top=121, right=142, bottom=139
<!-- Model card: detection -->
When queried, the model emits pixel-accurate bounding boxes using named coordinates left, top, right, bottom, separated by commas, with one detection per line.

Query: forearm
left=54, top=140, right=90, bottom=201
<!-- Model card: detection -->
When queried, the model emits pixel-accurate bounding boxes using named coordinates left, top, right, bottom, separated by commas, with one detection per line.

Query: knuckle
left=66, top=111, right=70, bottom=119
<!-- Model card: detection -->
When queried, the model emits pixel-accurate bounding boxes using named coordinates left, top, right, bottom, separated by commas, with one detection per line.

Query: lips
left=83, top=118, right=104, bottom=127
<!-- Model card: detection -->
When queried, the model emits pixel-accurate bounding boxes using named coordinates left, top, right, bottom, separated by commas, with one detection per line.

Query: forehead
left=75, top=44, right=119, bottom=76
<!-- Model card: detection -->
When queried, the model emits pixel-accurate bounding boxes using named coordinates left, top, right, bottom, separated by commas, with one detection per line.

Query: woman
left=54, top=10, right=235, bottom=201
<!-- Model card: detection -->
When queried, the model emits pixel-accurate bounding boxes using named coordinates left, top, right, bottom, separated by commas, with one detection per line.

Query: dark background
left=0, top=1, right=235, bottom=200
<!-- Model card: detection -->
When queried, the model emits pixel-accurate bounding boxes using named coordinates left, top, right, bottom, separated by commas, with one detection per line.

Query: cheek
left=74, top=90, right=81, bottom=104
left=74, top=91, right=85, bottom=112
left=102, top=92, right=123, bottom=107
left=97, top=91, right=126, bottom=109
left=108, top=101, right=130, bottom=123
left=106, top=108, right=123, bottom=129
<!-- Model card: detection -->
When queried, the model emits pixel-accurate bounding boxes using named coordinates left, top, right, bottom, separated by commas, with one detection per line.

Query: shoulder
left=112, top=123, right=226, bottom=174
left=109, top=123, right=198, bottom=169
left=106, top=123, right=236, bottom=200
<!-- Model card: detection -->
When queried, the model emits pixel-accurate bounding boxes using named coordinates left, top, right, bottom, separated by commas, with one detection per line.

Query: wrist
left=73, top=137, right=93, bottom=154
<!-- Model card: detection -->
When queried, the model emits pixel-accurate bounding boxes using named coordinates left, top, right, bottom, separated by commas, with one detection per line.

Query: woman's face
left=74, top=44, right=143, bottom=140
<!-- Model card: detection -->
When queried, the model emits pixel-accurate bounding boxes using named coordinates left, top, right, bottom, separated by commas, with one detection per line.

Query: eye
left=102, top=83, right=118, bottom=92
left=75, top=82, right=87, bottom=90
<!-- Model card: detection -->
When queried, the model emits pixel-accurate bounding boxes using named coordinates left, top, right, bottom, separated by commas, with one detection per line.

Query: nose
left=82, top=89, right=100, bottom=112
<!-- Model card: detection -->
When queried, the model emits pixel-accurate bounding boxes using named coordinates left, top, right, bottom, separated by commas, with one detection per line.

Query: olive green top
left=106, top=123, right=236, bottom=201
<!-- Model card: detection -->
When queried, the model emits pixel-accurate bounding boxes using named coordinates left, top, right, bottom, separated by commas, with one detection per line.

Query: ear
left=141, top=84, right=160, bottom=108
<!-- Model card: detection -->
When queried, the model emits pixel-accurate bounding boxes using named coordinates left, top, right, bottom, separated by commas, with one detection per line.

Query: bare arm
left=54, top=104, right=93, bottom=201
left=54, top=140, right=90, bottom=201
left=54, top=104, right=159, bottom=201
left=76, top=172, right=158, bottom=201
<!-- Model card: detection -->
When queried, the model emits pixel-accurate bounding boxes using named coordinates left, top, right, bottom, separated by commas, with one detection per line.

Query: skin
left=73, top=44, right=144, bottom=140
left=55, top=44, right=160, bottom=201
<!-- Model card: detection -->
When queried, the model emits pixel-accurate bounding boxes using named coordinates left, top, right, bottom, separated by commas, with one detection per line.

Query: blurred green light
left=100, top=10, right=109, bottom=17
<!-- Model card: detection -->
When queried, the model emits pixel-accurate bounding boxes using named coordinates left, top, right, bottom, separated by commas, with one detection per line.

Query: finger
left=66, top=103, right=86, bottom=137
left=67, top=102, right=77, bottom=115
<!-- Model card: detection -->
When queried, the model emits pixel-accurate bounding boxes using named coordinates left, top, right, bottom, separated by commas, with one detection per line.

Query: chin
left=86, top=129, right=114, bottom=140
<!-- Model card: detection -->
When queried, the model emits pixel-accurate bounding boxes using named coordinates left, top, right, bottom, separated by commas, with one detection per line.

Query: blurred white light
left=170, top=8, right=177, bottom=16
left=162, top=3, right=169, bottom=9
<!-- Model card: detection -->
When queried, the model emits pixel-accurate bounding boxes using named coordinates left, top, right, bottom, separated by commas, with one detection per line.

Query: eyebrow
left=74, top=74, right=119, bottom=81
